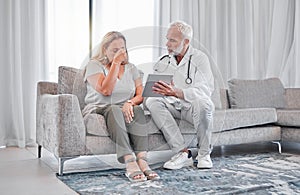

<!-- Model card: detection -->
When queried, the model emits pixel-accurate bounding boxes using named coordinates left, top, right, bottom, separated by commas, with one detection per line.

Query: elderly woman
left=83, top=31, right=159, bottom=182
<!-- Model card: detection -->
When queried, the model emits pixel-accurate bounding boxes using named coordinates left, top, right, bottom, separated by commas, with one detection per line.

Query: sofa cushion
left=147, top=108, right=277, bottom=134
left=227, top=78, right=286, bottom=109
left=212, top=126, right=281, bottom=146
left=84, top=113, right=108, bottom=136
left=276, top=109, right=300, bottom=127
left=285, top=88, right=300, bottom=109
left=211, top=108, right=277, bottom=133
left=58, top=66, right=87, bottom=110
left=281, top=127, right=300, bottom=142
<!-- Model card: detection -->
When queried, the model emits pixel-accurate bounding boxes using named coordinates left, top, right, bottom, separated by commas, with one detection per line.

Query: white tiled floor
left=0, top=142, right=299, bottom=195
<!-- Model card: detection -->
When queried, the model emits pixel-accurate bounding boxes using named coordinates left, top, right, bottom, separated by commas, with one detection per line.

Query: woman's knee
left=107, top=104, right=122, bottom=115
left=105, top=105, right=124, bottom=125
left=133, top=105, right=143, bottom=114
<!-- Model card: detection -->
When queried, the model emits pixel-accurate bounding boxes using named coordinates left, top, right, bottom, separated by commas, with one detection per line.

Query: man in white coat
left=145, top=21, right=215, bottom=169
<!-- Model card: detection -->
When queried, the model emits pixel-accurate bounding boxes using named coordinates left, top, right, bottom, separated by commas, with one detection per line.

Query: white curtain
left=46, top=0, right=89, bottom=81
left=157, top=0, right=300, bottom=87
left=0, top=0, right=47, bottom=147
left=92, top=0, right=156, bottom=78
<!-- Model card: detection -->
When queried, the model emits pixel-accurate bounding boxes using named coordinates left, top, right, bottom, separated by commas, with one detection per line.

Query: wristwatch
left=127, top=100, right=134, bottom=106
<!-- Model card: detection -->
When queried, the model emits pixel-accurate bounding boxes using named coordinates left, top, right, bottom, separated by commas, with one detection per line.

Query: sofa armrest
left=36, top=93, right=86, bottom=157
left=37, top=81, right=58, bottom=96
left=285, top=88, right=300, bottom=109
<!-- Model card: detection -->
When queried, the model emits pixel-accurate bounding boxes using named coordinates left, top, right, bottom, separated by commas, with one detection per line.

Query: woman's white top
left=82, top=59, right=140, bottom=116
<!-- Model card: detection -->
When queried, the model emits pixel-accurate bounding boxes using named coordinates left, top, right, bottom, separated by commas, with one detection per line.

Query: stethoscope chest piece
left=185, top=77, right=192, bottom=84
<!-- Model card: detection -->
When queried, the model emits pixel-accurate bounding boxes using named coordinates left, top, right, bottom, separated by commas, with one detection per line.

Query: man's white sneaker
left=197, top=155, right=213, bottom=169
left=163, top=152, right=194, bottom=170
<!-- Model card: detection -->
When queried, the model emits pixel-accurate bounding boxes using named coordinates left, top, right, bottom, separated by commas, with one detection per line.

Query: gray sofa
left=36, top=66, right=300, bottom=175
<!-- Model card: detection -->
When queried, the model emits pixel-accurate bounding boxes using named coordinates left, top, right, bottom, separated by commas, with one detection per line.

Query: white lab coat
left=145, top=46, right=215, bottom=155
left=153, top=46, right=214, bottom=110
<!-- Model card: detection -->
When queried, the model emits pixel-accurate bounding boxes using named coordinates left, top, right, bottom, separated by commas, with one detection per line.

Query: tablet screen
left=142, top=74, right=173, bottom=97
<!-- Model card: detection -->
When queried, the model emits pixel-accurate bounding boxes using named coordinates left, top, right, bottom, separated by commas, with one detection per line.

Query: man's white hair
left=169, top=20, right=193, bottom=41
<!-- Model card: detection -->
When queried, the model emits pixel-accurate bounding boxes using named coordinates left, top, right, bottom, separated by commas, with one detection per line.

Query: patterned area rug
left=57, top=152, right=300, bottom=194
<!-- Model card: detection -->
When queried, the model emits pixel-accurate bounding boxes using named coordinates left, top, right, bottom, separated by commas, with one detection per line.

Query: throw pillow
left=227, top=78, right=286, bottom=109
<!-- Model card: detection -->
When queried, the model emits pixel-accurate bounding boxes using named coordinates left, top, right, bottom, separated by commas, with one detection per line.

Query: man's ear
left=184, top=39, right=190, bottom=46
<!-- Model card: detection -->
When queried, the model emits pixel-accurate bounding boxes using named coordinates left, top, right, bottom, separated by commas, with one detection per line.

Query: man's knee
left=191, top=99, right=214, bottom=116
left=144, top=97, right=163, bottom=111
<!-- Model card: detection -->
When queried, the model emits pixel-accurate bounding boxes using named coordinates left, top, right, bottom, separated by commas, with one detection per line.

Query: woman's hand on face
left=113, top=49, right=127, bottom=65
left=122, top=102, right=134, bottom=123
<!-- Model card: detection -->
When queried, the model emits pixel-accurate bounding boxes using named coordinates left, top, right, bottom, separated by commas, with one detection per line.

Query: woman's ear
left=103, top=48, right=107, bottom=56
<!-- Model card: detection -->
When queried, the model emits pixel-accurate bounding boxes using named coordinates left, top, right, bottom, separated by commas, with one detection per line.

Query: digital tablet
left=142, top=74, right=173, bottom=97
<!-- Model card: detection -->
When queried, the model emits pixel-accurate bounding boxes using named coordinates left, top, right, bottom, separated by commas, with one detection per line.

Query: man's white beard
left=170, top=40, right=184, bottom=56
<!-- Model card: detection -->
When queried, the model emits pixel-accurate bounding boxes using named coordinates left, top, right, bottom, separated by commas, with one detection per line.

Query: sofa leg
left=59, top=158, right=68, bottom=176
left=58, top=157, right=75, bottom=176
left=38, top=145, right=42, bottom=158
left=271, top=141, right=282, bottom=153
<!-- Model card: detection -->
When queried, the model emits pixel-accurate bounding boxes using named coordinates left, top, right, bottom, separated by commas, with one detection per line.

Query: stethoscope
left=155, top=55, right=193, bottom=84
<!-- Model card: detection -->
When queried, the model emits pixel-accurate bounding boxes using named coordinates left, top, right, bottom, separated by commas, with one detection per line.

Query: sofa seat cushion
left=83, top=112, right=191, bottom=136
left=84, top=113, right=108, bottom=136
left=276, top=109, right=300, bottom=127
left=281, top=127, right=300, bottom=142
left=212, top=126, right=281, bottom=146
left=84, top=108, right=278, bottom=136
left=148, top=108, right=277, bottom=134
left=211, top=108, right=277, bottom=133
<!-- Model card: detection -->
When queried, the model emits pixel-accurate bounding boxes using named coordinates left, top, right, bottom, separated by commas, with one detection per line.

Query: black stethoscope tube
left=185, top=55, right=192, bottom=84
left=157, top=55, right=193, bottom=84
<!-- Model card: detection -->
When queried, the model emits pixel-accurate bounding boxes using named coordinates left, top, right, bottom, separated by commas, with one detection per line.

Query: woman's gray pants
left=97, top=105, right=148, bottom=163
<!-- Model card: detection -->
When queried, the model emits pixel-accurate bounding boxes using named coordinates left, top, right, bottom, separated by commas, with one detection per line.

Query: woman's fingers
left=127, top=106, right=133, bottom=123
left=123, top=104, right=134, bottom=123
left=114, top=49, right=127, bottom=63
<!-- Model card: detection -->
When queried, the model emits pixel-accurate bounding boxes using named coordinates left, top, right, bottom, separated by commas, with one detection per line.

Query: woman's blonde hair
left=92, top=31, right=128, bottom=65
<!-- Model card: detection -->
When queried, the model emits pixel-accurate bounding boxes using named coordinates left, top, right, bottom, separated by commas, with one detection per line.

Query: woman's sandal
left=137, top=156, right=160, bottom=181
left=125, top=158, right=146, bottom=182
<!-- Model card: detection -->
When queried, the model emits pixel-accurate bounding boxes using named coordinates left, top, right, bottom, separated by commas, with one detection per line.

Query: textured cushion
left=281, top=127, right=300, bottom=142
left=211, top=108, right=277, bottom=133
left=228, top=78, right=286, bottom=109
left=58, top=66, right=87, bottom=110
left=84, top=113, right=108, bottom=136
left=285, top=88, right=300, bottom=109
left=212, top=126, right=281, bottom=146
left=146, top=107, right=277, bottom=134
left=276, top=109, right=300, bottom=127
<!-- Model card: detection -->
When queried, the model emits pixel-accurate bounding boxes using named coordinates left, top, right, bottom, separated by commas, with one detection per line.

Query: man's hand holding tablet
left=142, top=74, right=173, bottom=97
